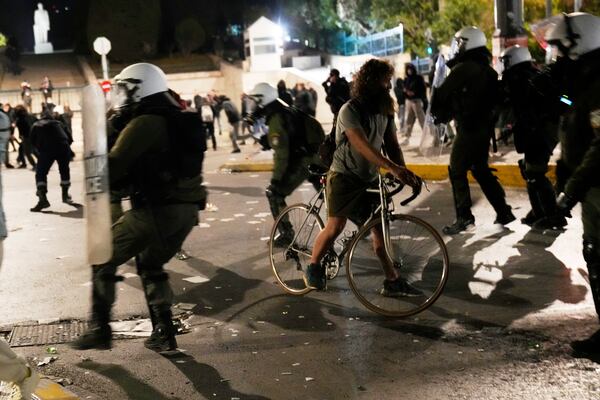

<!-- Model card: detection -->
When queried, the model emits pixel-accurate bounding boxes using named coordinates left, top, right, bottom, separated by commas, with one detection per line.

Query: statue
left=33, top=3, right=53, bottom=54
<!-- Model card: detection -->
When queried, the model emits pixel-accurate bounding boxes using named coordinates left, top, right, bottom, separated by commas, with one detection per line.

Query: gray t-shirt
left=330, top=101, right=395, bottom=182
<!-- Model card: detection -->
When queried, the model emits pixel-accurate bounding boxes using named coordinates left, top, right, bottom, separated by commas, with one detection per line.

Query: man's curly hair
left=350, top=58, right=395, bottom=115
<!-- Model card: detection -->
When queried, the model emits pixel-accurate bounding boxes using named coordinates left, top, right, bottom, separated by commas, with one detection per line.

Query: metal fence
left=0, top=86, right=84, bottom=113
left=343, top=25, right=404, bottom=57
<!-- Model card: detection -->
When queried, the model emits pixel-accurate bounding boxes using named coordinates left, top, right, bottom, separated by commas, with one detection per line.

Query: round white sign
left=93, top=37, right=111, bottom=55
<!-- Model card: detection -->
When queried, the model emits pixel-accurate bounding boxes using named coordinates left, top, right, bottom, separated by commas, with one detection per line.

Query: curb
left=33, top=379, right=80, bottom=400
left=219, top=162, right=556, bottom=188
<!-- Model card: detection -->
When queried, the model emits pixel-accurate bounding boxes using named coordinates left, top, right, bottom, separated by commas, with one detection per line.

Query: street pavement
left=1, top=136, right=600, bottom=399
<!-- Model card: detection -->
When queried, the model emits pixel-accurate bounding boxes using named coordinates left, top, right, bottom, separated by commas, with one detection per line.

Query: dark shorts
left=326, top=171, right=378, bottom=224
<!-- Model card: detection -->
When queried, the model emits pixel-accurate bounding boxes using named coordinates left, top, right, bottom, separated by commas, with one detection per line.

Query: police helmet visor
left=113, top=78, right=141, bottom=109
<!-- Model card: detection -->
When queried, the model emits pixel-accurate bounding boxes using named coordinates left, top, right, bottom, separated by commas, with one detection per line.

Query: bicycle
left=268, top=165, right=449, bottom=317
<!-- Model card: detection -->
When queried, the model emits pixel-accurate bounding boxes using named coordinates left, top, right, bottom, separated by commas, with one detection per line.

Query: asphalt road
left=2, top=142, right=600, bottom=399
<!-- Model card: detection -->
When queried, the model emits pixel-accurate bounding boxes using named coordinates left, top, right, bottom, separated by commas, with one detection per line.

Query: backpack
left=165, top=110, right=207, bottom=178
left=284, top=107, right=325, bottom=155
left=201, top=105, right=214, bottom=123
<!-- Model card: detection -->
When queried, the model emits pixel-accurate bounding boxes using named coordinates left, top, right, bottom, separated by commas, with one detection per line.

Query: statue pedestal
left=34, top=42, right=54, bottom=54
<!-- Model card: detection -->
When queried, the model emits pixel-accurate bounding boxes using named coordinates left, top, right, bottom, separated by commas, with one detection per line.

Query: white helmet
left=545, top=12, right=600, bottom=60
left=249, top=82, right=278, bottom=107
left=449, top=26, right=487, bottom=60
left=500, top=45, right=532, bottom=71
left=113, top=63, right=169, bottom=108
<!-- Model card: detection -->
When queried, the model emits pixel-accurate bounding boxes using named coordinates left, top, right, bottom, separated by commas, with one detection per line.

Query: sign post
left=93, top=37, right=112, bottom=81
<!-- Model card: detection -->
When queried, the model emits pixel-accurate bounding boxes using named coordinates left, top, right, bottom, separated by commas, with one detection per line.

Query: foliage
left=175, top=18, right=206, bottom=56
left=0, top=33, right=6, bottom=48
left=432, top=0, right=494, bottom=51
left=87, top=0, right=161, bottom=62
left=281, top=0, right=344, bottom=49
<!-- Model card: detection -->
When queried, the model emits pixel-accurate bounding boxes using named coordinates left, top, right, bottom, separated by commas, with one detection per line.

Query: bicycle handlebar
left=384, top=174, right=424, bottom=206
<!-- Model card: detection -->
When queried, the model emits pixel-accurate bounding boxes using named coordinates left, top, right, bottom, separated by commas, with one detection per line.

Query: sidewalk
left=218, top=124, right=560, bottom=188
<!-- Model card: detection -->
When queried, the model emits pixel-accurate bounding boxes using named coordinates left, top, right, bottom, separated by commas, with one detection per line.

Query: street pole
left=101, top=54, right=109, bottom=81
left=545, top=0, right=552, bottom=18
left=574, top=0, right=582, bottom=12
left=493, top=0, right=527, bottom=72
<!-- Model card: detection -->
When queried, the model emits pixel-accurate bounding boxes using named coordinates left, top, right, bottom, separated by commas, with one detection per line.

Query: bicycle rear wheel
left=346, top=214, right=449, bottom=317
left=269, top=204, right=324, bottom=295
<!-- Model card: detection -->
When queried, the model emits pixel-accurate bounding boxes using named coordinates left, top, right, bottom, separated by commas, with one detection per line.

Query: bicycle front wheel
left=346, top=214, right=449, bottom=317
left=269, top=204, right=324, bottom=295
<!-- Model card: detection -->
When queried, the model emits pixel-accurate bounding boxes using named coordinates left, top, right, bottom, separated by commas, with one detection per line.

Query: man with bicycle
left=305, top=59, right=423, bottom=297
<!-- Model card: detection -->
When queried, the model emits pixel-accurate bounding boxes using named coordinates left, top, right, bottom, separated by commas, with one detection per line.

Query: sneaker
left=303, top=263, right=326, bottom=290
left=442, top=217, right=475, bottom=235
left=5, top=163, right=15, bottom=169
left=231, top=148, right=241, bottom=153
left=144, top=326, right=177, bottom=352
left=70, top=325, right=112, bottom=350
left=17, top=163, right=27, bottom=169
left=532, top=215, right=567, bottom=230
left=494, top=209, right=516, bottom=225
left=30, top=198, right=50, bottom=212
left=380, top=278, right=423, bottom=297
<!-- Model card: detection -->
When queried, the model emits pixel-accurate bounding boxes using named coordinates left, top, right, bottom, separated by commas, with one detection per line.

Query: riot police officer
left=499, top=45, right=566, bottom=230
left=72, top=63, right=206, bottom=352
left=545, top=12, right=600, bottom=356
left=431, top=26, right=515, bottom=235
left=29, top=105, right=74, bottom=212
left=248, top=83, right=322, bottom=247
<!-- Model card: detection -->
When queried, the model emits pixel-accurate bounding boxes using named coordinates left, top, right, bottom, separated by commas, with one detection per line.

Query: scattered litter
left=252, top=331, right=259, bottom=334
left=225, top=298, right=233, bottom=302
left=282, top=311, right=288, bottom=315
left=111, top=319, right=153, bottom=337
left=80, top=356, right=91, bottom=362
left=416, top=207, right=431, bottom=211
left=252, top=351, right=258, bottom=355
left=215, top=286, right=222, bottom=289
left=37, top=356, right=57, bottom=366
left=204, top=306, right=213, bottom=310
left=55, top=255, right=70, bottom=260
left=122, top=273, right=138, bottom=279
left=176, top=360, right=186, bottom=364
left=298, top=188, right=309, bottom=192
left=292, top=363, right=300, bottom=366
left=349, top=318, right=354, bottom=321
left=223, top=192, right=231, bottom=196
left=182, top=275, right=210, bottom=284
left=305, top=377, right=315, bottom=382
left=412, top=339, right=420, bottom=343
left=249, top=174, right=259, bottom=178
left=281, top=372, right=292, bottom=375
left=344, top=334, right=350, bottom=337
left=257, top=321, right=266, bottom=324
left=205, top=203, right=219, bottom=212
left=199, top=223, right=211, bottom=229
left=40, top=238, right=49, bottom=242
left=9, top=227, right=23, bottom=232
left=234, top=213, right=246, bottom=217
left=56, top=378, right=73, bottom=386
left=231, top=334, right=238, bottom=337
left=206, top=218, right=216, bottom=222
left=220, top=218, right=235, bottom=222
left=326, top=322, right=333, bottom=326
left=477, top=348, right=485, bottom=352
left=457, top=351, right=463, bottom=355
left=253, top=212, right=271, bottom=218
left=304, top=342, right=310, bottom=345
left=280, top=333, right=286, bottom=336
left=260, top=236, right=270, bottom=241
left=358, top=385, right=367, bottom=391
left=298, top=316, right=305, bottom=319
left=174, top=303, right=197, bottom=311
left=511, top=274, right=534, bottom=280
left=46, top=347, right=58, bottom=354
left=246, top=200, right=259, bottom=204
left=248, top=221, right=261, bottom=224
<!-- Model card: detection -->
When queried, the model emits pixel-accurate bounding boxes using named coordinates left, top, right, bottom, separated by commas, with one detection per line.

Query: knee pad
left=584, top=241, right=600, bottom=264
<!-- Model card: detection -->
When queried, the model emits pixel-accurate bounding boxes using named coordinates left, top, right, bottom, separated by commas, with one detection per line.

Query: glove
left=556, top=192, right=577, bottom=218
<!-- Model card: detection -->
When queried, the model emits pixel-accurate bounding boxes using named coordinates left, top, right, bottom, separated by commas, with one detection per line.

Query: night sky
left=0, top=0, right=81, bottom=51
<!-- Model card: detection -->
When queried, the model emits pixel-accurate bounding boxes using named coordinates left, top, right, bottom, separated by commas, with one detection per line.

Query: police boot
left=272, top=221, right=295, bottom=247
left=442, top=215, right=475, bottom=235
left=144, top=309, right=177, bottom=352
left=571, top=328, right=600, bottom=357
left=70, top=307, right=112, bottom=350
left=30, top=190, right=50, bottom=212
left=61, top=183, right=74, bottom=205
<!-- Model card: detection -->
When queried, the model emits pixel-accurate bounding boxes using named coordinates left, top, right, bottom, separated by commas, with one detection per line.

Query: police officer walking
left=431, top=26, right=515, bottom=234
left=29, top=105, right=75, bottom=212
left=499, top=45, right=566, bottom=230
left=248, top=82, right=323, bottom=247
left=545, top=12, right=600, bottom=356
left=72, top=63, right=207, bottom=352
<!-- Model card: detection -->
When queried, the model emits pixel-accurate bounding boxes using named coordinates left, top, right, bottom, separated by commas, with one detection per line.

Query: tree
left=87, top=0, right=161, bottom=61
left=432, top=0, right=494, bottom=53
left=175, top=18, right=206, bottom=56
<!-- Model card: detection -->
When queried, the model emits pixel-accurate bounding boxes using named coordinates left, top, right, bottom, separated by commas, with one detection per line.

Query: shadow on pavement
left=41, top=205, right=84, bottom=219
left=164, top=353, right=271, bottom=400
left=207, top=185, right=265, bottom=198
left=77, top=361, right=176, bottom=400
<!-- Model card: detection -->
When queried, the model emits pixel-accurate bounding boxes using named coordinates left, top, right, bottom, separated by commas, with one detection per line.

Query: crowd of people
left=0, top=11, right=598, bottom=399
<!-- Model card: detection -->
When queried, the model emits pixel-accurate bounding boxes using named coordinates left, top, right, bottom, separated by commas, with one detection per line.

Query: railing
left=343, top=25, right=404, bottom=57
left=0, top=86, right=84, bottom=113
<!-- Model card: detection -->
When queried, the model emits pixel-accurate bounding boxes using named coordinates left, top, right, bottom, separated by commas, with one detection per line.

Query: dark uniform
left=29, top=114, right=73, bottom=211
left=501, top=62, right=565, bottom=228
left=266, top=104, right=321, bottom=244
left=432, top=48, right=514, bottom=233
left=73, top=97, right=206, bottom=351
left=558, top=50, right=600, bottom=326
